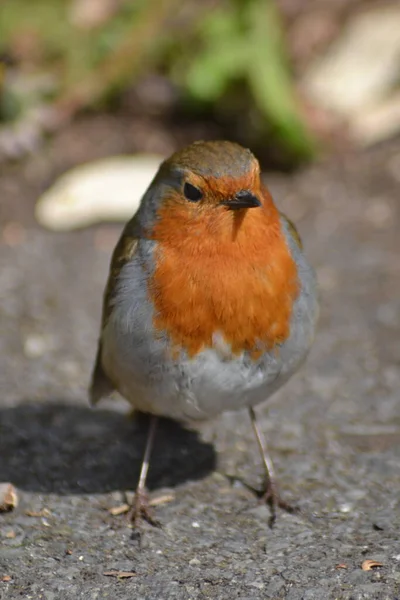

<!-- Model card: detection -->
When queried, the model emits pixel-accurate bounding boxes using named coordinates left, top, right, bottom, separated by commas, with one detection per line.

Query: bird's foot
left=260, top=481, right=299, bottom=528
left=128, top=488, right=161, bottom=528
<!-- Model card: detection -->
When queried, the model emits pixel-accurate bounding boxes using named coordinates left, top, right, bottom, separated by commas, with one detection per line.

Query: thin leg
left=249, top=407, right=298, bottom=526
left=129, top=415, right=160, bottom=527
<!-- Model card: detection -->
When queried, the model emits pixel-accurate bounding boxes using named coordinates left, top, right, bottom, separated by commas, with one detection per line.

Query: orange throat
left=148, top=198, right=299, bottom=358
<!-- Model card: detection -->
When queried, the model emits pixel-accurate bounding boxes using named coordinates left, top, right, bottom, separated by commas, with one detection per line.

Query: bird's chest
left=147, top=238, right=299, bottom=360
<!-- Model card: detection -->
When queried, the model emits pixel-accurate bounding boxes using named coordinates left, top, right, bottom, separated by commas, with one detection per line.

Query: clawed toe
left=128, top=489, right=161, bottom=528
left=260, top=483, right=299, bottom=527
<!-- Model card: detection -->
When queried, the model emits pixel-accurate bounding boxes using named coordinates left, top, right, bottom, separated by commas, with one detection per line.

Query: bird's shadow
left=0, top=400, right=216, bottom=495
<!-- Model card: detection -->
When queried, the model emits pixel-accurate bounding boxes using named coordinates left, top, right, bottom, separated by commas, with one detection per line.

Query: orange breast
left=148, top=189, right=299, bottom=359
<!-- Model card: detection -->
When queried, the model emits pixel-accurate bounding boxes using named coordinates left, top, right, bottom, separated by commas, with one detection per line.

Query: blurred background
left=1, top=0, right=400, bottom=167
left=1, top=0, right=399, bottom=228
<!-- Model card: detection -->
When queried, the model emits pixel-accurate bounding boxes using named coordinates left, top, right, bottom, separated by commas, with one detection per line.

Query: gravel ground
left=0, top=124, right=400, bottom=599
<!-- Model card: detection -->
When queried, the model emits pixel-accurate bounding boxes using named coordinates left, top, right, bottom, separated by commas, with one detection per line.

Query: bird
left=89, top=140, right=318, bottom=527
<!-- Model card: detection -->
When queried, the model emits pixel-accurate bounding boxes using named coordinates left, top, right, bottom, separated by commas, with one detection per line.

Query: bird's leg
left=249, top=407, right=298, bottom=526
left=128, top=415, right=160, bottom=527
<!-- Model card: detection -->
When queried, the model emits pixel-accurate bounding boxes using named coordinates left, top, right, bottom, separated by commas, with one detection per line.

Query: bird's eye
left=183, top=182, right=203, bottom=202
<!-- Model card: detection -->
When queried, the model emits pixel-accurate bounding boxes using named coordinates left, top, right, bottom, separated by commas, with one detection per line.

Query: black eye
left=184, top=182, right=203, bottom=202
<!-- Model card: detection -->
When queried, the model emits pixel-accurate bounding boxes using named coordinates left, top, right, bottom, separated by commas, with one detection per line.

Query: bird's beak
left=220, top=190, right=261, bottom=210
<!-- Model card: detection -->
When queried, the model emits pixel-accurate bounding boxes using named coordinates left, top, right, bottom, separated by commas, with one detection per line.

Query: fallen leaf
left=0, top=484, right=18, bottom=512
left=108, top=504, right=130, bottom=516
left=149, top=493, right=175, bottom=507
left=103, top=570, right=136, bottom=579
left=362, top=559, right=383, bottom=571
left=25, top=508, right=51, bottom=518
left=1, top=575, right=12, bottom=582
left=335, top=563, right=348, bottom=569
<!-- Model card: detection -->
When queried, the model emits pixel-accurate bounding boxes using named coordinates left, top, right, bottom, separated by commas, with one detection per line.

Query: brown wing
left=89, top=215, right=140, bottom=405
left=280, top=212, right=303, bottom=250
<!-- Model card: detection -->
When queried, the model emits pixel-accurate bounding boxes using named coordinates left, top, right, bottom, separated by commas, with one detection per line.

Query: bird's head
left=139, top=141, right=273, bottom=241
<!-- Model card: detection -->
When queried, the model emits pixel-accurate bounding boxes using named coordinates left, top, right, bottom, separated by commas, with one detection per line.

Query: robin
left=89, top=140, right=318, bottom=527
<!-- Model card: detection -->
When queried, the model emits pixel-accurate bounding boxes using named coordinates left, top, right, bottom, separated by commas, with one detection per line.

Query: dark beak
left=220, top=190, right=261, bottom=210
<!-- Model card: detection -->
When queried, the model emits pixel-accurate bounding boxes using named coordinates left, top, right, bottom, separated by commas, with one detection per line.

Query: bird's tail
left=88, top=343, right=114, bottom=405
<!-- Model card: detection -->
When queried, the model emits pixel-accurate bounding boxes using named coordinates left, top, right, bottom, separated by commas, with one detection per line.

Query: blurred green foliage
left=0, top=0, right=315, bottom=159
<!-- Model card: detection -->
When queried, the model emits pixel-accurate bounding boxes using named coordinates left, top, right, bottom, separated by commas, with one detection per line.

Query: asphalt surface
left=1, top=127, right=400, bottom=599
